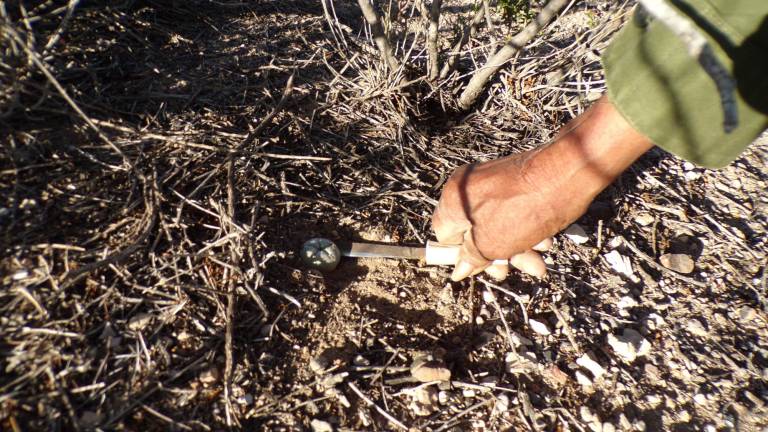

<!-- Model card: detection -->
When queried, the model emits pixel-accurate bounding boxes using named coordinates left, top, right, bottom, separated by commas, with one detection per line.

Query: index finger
left=432, top=206, right=471, bottom=245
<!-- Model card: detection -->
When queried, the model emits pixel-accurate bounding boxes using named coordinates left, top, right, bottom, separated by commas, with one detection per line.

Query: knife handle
left=425, top=241, right=509, bottom=266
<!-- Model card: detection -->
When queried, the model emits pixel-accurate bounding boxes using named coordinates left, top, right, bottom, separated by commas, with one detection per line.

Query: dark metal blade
left=338, top=241, right=426, bottom=260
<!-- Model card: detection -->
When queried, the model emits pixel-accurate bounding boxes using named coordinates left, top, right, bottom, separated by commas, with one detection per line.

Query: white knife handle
left=425, top=241, right=509, bottom=266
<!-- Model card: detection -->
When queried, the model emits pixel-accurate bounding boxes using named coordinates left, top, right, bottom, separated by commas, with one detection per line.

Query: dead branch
left=636, top=0, right=738, bottom=132
left=439, top=1, right=486, bottom=79
left=458, top=0, right=571, bottom=110
left=356, top=0, right=400, bottom=71
left=418, top=0, right=442, bottom=80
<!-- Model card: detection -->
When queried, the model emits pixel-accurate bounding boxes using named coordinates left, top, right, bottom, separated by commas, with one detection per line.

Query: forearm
left=526, top=97, right=653, bottom=201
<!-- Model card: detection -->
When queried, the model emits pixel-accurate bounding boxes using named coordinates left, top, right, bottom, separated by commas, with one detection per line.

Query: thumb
left=450, top=229, right=491, bottom=281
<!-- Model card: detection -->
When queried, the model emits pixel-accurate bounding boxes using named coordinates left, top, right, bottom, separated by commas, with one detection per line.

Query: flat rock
left=605, top=250, right=635, bottom=279
left=607, top=328, right=651, bottom=363
left=686, top=318, right=708, bottom=337
left=411, top=359, right=451, bottom=382
left=738, top=306, right=756, bottom=321
left=564, top=224, right=589, bottom=245
left=659, top=253, right=695, bottom=274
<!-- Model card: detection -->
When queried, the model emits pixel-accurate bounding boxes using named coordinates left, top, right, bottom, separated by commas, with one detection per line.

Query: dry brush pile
left=2, top=0, right=767, bottom=431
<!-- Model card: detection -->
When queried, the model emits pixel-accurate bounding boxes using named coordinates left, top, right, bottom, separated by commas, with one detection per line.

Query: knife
left=301, top=237, right=508, bottom=271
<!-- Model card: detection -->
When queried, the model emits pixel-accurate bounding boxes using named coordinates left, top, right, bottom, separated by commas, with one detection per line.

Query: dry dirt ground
left=1, top=1, right=767, bottom=431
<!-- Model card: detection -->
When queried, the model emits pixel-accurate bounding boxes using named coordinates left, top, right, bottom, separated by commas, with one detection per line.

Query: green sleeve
left=602, top=0, right=768, bottom=168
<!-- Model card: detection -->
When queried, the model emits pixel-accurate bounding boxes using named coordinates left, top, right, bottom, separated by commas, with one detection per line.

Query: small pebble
left=12, top=270, right=29, bottom=281
left=528, top=319, right=551, bottom=336
left=659, top=253, right=695, bottom=274
left=602, top=422, right=616, bottom=432
left=686, top=318, right=708, bottom=337
left=310, top=419, right=334, bottom=432
left=127, top=313, right=153, bottom=331
left=237, top=394, right=254, bottom=405
left=493, top=394, right=509, bottom=414
left=617, top=296, right=638, bottom=310
left=605, top=250, right=636, bottom=279
left=635, top=213, right=654, bottom=226
left=199, top=366, right=220, bottom=385
left=411, top=360, right=451, bottom=382
left=576, top=353, right=606, bottom=379
left=564, top=224, right=589, bottom=245
left=684, top=171, right=701, bottom=181
left=607, top=328, right=651, bottom=363
left=646, top=394, right=661, bottom=405
left=738, top=306, right=756, bottom=321
left=309, top=355, right=329, bottom=374
left=352, top=355, right=369, bottom=366
left=482, top=290, right=496, bottom=303
left=79, top=411, right=104, bottom=428
left=575, top=370, right=593, bottom=387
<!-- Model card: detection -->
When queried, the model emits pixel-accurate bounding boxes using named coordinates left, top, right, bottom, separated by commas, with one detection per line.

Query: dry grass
left=2, top=0, right=767, bottom=430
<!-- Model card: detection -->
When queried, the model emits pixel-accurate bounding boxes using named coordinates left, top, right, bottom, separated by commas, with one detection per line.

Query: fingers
left=450, top=230, right=491, bottom=281
left=509, top=250, right=547, bottom=278
left=484, top=263, right=509, bottom=280
left=432, top=206, right=471, bottom=245
left=532, top=237, right=553, bottom=252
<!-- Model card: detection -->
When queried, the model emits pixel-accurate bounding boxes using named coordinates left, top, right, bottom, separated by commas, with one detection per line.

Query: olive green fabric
left=602, top=0, right=768, bottom=168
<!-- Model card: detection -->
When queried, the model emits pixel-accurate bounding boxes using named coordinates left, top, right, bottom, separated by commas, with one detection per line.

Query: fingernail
left=451, top=260, right=475, bottom=281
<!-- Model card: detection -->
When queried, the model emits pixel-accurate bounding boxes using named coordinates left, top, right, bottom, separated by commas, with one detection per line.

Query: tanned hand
left=433, top=96, right=654, bottom=281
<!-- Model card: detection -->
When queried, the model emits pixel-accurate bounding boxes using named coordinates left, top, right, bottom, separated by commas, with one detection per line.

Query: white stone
left=528, top=319, right=551, bottom=336
left=738, top=306, right=756, bottom=321
left=607, top=328, right=651, bottom=363
left=575, top=370, right=593, bottom=387
left=694, top=393, right=707, bottom=405
left=684, top=171, right=701, bottom=181
left=686, top=319, right=708, bottom=337
left=577, top=353, right=606, bottom=379
left=127, top=313, right=153, bottom=331
left=482, top=290, right=496, bottom=303
left=311, top=419, right=334, bottom=432
left=604, top=250, right=635, bottom=279
left=635, top=213, right=655, bottom=226
left=510, top=331, right=534, bottom=347
left=617, top=296, right=638, bottom=310
left=646, top=394, right=662, bottom=405
left=12, top=270, right=29, bottom=281
left=564, top=224, right=589, bottom=245
left=494, top=394, right=510, bottom=414
left=683, top=161, right=695, bottom=171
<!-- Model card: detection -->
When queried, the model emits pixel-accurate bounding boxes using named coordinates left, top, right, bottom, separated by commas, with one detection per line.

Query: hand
left=432, top=150, right=567, bottom=281
left=432, top=97, right=654, bottom=281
